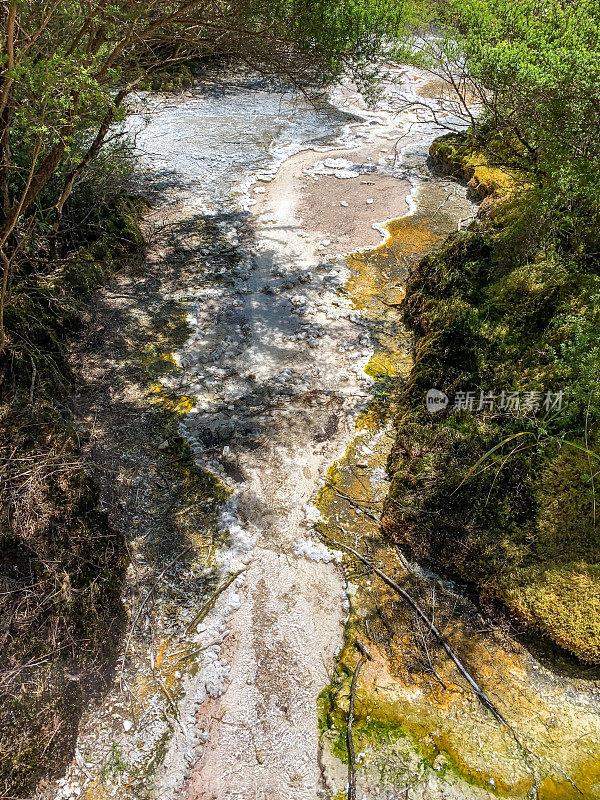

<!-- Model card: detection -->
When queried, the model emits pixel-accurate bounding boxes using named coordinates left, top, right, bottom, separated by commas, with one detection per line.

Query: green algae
left=321, top=641, right=526, bottom=799
left=321, top=612, right=600, bottom=800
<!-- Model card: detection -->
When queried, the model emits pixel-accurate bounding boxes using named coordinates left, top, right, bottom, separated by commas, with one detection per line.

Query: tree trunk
left=0, top=249, right=10, bottom=354
left=52, top=88, right=128, bottom=234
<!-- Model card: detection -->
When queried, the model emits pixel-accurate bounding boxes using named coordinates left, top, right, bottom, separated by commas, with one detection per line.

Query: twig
left=149, top=648, right=178, bottom=718
left=119, top=545, right=194, bottom=681
left=328, top=535, right=509, bottom=729
left=347, top=640, right=371, bottom=800
left=414, top=588, right=447, bottom=689
left=374, top=296, right=404, bottom=310
left=29, top=355, right=36, bottom=403
left=585, top=390, right=596, bottom=526
left=333, top=517, right=411, bottom=573
left=184, top=568, right=246, bottom=633
left=325, top=483, right=382, bottom=522
left=432, top=192, right=454, bottom=218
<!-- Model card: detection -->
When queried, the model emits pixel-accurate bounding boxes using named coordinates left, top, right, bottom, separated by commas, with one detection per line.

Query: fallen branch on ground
left=120, top=545, right=194, bottom=682
left=185, top=568, right=246, bottom=634
left=149, top=648, right=179, bottom=718
left=325, top=483, right=383, bottom=523
left=330, top=514, right=411, bottom=573
left=333, top=535, right=585, bottom=792
left=375, top=296, right=404, bottom=309
left=328, top=534, right=509, bottom=728
left=347, top=640, right=371, bottom=800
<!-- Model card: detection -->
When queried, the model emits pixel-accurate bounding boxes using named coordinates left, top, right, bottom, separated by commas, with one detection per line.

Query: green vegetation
left=386, top=0, right=600, bottom=664
left=3, top=0, right=600, bottom=793
left=435, top=0, right=600, bottom=216
left=0, top=0, right=414, bottom=362
left=415, top=0, right=600, bottom=209
left=385, top=208, right=600, bottom=661
left=0, top=193, right=141, bottom=797
left=0, top=403, right=127, bottom=794
left=100, top=743, right=128, bottom=784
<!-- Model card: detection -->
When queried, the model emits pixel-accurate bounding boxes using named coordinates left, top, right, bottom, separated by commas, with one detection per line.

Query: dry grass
left=0, top=404, right=126, bottom=797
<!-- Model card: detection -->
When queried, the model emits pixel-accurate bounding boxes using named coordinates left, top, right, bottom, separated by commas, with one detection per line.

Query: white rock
left=366, top=198, right=374, bottom=204
left=123, top=719, right=133, bottom=732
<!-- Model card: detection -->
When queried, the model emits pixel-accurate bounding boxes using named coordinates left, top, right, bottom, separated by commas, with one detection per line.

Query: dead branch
left=149, top=647, right=178, bottom=718
left=328, top=534, right=509, bottom=729
left=325, top=482, right=383, bottom=522
left=347, top=639, right=371, bottom=800
left=119, top=544, right=194, bottom=681
left=184, top=567, right=246, bottom=634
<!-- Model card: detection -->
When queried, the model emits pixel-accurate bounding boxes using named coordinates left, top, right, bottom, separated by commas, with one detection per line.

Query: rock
left=433, top=754, right=448, bottom=771
left=123, top=719, right=133, bottom=732
left=366, top=198, right=374, bottom=204
left=340, top=200, right=349, bottom=207
left=157, top=439, right=169, bottom=450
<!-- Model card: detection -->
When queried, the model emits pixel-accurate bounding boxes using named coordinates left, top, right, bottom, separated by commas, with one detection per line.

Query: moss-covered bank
left=384, top=132, right=600, bottom=665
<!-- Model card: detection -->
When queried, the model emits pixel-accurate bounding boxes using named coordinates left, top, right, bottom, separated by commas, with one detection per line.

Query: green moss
left=2, top=195, right=145, bottom=403
left=364, top=351, right=397, bottom=380
left=430, top=132, right=528, bottom=205
left=503, top=563, right=600, bottom=663
left=384, top=130, right=600, bottom=664
left=321, top=660, right=512, bottom=796
left=143, top=64, right=196, bottom=93
left=140, top=348, right=180, bottom=379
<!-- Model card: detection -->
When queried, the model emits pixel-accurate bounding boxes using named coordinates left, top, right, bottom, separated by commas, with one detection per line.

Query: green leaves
left=442, top=0, right=600, bottom=219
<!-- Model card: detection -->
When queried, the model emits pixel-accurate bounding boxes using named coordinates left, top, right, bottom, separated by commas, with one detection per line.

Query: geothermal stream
left=49, top=67, right=600, bottom=800
left=137, top=68, right=450, bottom=800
